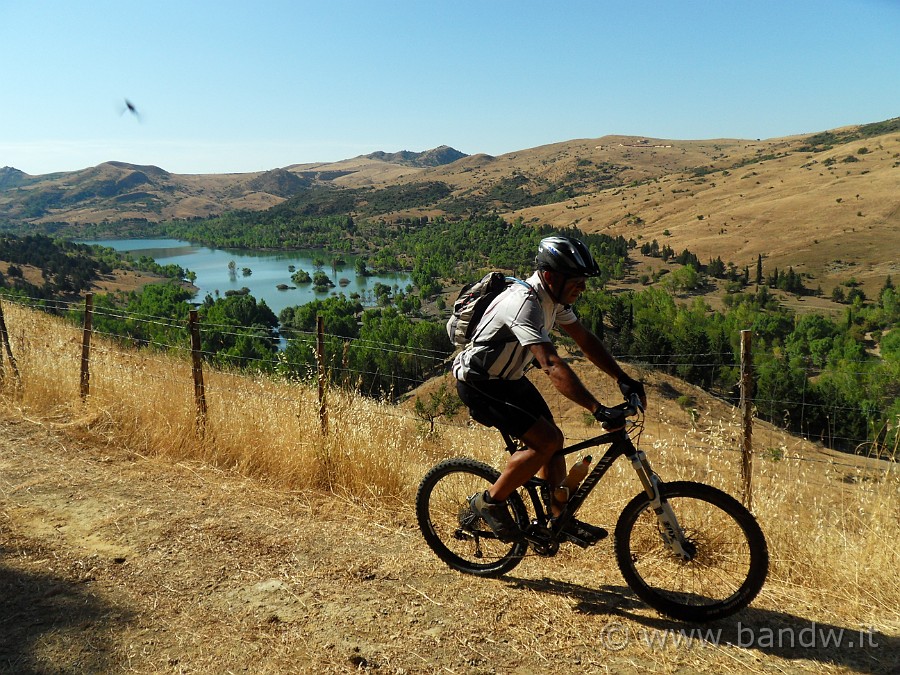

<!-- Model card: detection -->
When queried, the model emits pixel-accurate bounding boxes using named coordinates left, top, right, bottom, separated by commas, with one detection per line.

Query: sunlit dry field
left=1, top=301, right=897, bottom=672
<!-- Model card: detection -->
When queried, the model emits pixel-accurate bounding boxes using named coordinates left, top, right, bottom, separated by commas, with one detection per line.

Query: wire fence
left=0, top=292, right=896, bottom=469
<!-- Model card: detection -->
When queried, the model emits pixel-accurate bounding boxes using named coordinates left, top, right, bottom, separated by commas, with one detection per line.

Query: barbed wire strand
left=2, top=293, right=896, bottom=454
left=3, top=290, right=892, bottom=367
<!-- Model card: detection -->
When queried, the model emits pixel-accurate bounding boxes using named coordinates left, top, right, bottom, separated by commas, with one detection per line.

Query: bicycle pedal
left=561, top=522, right=608, bottom=548
left=524, top=523, right=553, bottom=544
left=563, top=532, right=597, bottom=548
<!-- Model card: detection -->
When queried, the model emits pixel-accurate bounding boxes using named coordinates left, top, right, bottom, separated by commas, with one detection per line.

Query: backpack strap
left=507, top=277, right=534, bottom=292
left=471, top=277, right=535, bottom=345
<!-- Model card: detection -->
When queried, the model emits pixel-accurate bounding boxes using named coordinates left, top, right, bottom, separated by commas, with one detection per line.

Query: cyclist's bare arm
left=560, top=320, right=628, bottom=383
left=529, top=341, right=601, bottom=414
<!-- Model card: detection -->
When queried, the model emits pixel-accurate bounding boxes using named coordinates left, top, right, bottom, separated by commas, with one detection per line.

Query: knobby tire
left=614, top=480, right=769, bottom=622
left=416, top=458, right=529, bottom=577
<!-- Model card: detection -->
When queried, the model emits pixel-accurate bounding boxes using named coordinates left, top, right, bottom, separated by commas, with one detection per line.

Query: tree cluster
left=279, top=296, right=447, bottom=397
left=576, top=280, right=899, bottom=454
left=0, top=234, right=112, bottom=297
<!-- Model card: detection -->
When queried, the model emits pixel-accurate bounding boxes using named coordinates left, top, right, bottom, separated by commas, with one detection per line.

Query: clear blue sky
left=2, top=0, right=898, bottom=176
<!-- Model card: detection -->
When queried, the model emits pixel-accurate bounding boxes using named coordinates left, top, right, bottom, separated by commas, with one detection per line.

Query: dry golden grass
left=2, top=300, right=899, bottom=671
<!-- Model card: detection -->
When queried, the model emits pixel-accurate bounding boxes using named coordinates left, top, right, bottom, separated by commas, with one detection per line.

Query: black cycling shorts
left=456, top=377, right=553, bottom=439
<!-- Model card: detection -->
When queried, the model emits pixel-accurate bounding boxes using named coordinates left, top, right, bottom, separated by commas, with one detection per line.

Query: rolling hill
left=1, top=118, right=897, bottom=295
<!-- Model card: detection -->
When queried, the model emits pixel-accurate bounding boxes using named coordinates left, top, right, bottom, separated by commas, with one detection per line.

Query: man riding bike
left=452, top=235, right=646, bottom=542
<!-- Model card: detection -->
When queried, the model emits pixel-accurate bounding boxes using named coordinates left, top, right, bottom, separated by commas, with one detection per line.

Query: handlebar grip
left=628, top=392, right=644, bottom=414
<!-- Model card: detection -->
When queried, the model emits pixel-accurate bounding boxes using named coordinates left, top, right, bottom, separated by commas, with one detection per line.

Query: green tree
left=847, top=287, right=866, bottom=304
left=755, top=352, right=808, bottom=429
left=414, top=382, right=462, bottom=436
left=352, top=308, right=447, bottom=396
left=372, top=282, right=392, bottom=306
left=312, top=270, right=334, bottom=290
left=291, top=269, right=312, bottom=284
left=279, top=296, right=362, bottom=381
left=785, top=313, right=837, bottom=368
left=199, top=294, right=279, bottom=369
left=666, top=264, right=701, bottom=293
left=671, top=301, right=713, bottom=382
left=85, top=282, right=192, bottom=349
left=707, top=256, right=726, bottom=278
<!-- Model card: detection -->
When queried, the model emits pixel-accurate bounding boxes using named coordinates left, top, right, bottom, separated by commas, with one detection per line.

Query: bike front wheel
left=615, top=481, right=768, bottom=622
left=416, top=457, right=529, bottom=577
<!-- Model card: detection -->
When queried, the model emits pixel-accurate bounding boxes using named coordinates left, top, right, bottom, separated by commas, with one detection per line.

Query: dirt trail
left=1, top=414, right=896, bottom=674
left=0, top=414, right=462, bottom=673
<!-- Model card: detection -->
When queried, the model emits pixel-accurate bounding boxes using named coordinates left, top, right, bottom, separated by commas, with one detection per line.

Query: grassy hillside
left=0, top=300, right=897, bottom=672
left=4, top=120, right=896, bottom=300
left=508, top=127, right=899, bottom=299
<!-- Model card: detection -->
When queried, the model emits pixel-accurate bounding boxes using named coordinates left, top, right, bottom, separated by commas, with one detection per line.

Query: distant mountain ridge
left=362, top=145, right=468, bottom=167
left=0, top=166, right=30, bottom=189
left=0, top=145, right=471, bottom=224
left=0, top=120, right=898, bottom=296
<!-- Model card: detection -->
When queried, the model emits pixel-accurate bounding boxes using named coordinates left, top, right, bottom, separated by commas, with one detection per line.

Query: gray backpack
left=446, top=272, right=531, bottom=347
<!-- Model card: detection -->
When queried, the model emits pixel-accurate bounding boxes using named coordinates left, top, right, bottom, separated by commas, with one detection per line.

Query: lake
left=82, top=238, right=411, bottom=317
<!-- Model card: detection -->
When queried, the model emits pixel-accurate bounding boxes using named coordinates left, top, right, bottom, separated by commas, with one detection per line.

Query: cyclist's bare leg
left=538, top=460, right=568, bottom=517
left=488, top=417, right=565, bottom=504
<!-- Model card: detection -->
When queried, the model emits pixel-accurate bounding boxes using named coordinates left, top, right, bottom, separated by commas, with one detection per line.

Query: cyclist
left=453, top=235, right=646, bottom=543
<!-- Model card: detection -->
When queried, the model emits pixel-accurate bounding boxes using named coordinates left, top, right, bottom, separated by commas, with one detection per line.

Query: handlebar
left=627, top=392, right=645, bottom=415
left=595, top=393, right=644, bottom=430
left=610, top=392, right=644, bottom=418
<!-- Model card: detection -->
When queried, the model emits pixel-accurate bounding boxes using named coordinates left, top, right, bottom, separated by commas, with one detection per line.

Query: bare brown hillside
left=509, top=132, right=900, bottom=297
left=2, top=120, right=897, bottom=297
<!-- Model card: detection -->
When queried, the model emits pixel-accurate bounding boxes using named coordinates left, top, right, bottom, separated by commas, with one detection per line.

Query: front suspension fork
left=629, top=451, right=693, bottom=561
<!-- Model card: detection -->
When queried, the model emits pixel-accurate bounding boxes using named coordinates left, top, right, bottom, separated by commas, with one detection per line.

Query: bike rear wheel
left=416, top=457, right=529, bottom=577
left=614, top=481, right=768, bottom=622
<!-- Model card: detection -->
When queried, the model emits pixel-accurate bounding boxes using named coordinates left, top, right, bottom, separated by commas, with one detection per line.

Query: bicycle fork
left=629, top=450, right=694, bottom=561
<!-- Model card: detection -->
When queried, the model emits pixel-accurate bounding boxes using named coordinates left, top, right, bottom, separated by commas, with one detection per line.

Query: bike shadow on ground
left=504, top=576, right=897, bottom=675
left=0, top=555, right=134, bottom=674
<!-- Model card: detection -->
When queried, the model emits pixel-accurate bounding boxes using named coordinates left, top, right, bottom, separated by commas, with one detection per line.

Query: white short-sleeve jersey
left=452, top=271, right=577, bottom=381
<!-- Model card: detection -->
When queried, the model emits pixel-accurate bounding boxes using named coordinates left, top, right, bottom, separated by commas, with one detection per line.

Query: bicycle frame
left=498, top=422, right=692, bottom=559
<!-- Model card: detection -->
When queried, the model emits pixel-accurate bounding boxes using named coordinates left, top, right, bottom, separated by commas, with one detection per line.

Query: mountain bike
left=415, top=396, right=769, bottom=622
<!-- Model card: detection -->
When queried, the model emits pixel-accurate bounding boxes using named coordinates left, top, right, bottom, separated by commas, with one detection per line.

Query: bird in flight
left=122, top=98, right=141, bottom=121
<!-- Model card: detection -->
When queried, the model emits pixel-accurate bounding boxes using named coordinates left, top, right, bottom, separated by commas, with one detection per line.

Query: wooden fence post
left=342, top=340, right=351, bottom=389
left=740, top=329, right=754, bottom=510
left=80, top=293, right=93, bottom=400
left=0, top=300, right=7, bottom=383
left=316, top=314, right=328, bottom=435
left=188, top=309, right=207, bottom=436
left=0, top=299, right=20, bottom=388
left=0, top=300, right=7, bottom=382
